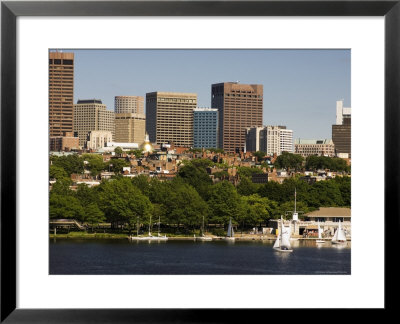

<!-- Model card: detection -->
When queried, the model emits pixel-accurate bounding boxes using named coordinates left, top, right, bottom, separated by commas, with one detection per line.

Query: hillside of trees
left=49, top=155, right=351, bottom=235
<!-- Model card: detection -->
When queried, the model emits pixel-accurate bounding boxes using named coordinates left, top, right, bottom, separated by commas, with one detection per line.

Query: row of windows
left=49, top=59, right=73, bottom=65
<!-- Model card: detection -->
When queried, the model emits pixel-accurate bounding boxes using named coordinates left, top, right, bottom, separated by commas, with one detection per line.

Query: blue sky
left=62, top=49, right=350, bottom=139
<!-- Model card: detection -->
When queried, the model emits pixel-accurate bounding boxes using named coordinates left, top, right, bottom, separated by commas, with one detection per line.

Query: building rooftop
left=305, top=207, right=351, bottom=217
left=295, top=139, right=333, bottom=145
left=77, top=99, right=103, bottom=105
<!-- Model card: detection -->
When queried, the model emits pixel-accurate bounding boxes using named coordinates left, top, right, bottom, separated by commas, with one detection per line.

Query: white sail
left=273, top=237, right=280, bottom=248
left=281, top=231, right=291, bottom=248
left=337, top=220, right=347, bottom=241
left=332, top=220, right=346, bottom=243
left=281, top=221, right=291, bottom=248
left=318, top=221, right=323, bottom=239
left=227, top=218, right=234, bottom=237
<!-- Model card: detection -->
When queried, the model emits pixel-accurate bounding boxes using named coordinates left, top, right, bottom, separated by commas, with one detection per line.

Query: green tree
left=114, top=146, right=123, bottom=156
left=82, top=153, right=105, bottom=178
left=84, top=203, right=106, bottom=230
left=131, top=174, right=151, bottom=196
left=50, top=154, right=84, bottom=176
left=49, top=194, right=85, bottom=221
left=177, top=162, right=213, bottom=200
left=97, top=177, right=152, bottom=231
left=237, top=177, right=260, bottom=196
left=49, top=165, right=68, bottom=180
left=107, top=159, right=129, bottom=174
left=237, top=166, right=263, bottom=178
left=253, top=151, right=265, bottom=162
left=165, top=181, right=209, bottom=232
left=274, top=152, right=304, bottom=171
left=76, top=183, right=97, bottom=207
left=50, top=178, right=73, bottom=196
left=207, top=181, right=242, bottom=226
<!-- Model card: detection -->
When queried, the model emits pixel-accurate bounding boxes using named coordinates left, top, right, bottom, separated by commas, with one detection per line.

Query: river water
left=49, top=239, right=350, bottom=275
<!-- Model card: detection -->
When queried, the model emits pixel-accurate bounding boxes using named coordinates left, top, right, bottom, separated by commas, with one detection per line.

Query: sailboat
left=129, top=214, right=168, bottom=241
left=224, top=217, right=235, bottom=241
left=316, top=221, right=325, bottom=243
left=197, top=215, right=212, bottom=241
left=273, top=216, right=293, bottom=252
left=331, top=220, right=347, bottom=244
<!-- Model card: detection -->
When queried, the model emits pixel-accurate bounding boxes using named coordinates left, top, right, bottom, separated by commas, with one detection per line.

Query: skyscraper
left=49, top=51, right=74, bottom=137
left=114, top=96, right=144, bottom=114
left=211, top=82, right=263, bottom=153
left=114, top=113, right=146, bottom=144
left=245, top=125, right=293, bottom=155
left=332, top=100, right=351, bottom=157
left=193, top=108, right=218, bottom=149
left=146, top=92, right=197, bottom=147
left=73, top=99, right=115, bottom=147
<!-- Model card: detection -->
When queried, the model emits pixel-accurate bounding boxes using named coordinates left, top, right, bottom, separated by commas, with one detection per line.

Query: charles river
left=49, top=239, right=350, bottom=275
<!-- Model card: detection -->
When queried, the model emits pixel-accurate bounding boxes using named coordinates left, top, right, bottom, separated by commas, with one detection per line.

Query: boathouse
left=268, top=207, right=351, bottom=238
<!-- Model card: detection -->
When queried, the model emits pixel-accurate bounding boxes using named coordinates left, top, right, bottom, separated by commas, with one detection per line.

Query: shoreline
left=49, top=233, right=351, bottom=241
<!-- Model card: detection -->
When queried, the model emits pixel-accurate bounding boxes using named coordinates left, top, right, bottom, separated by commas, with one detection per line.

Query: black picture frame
left=1, top=0, right=398, bottom=322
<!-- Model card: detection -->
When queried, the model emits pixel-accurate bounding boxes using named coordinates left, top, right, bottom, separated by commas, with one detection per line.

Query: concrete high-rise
left=146, top=92, right=197, bottom=147
left=114, top=113, right=146, bottom=145
left=49, top=52, right=74, bottom=136
left=73, top=99, right=115, bottom=147
left=114, top=96, right=144, bottom=114
left=211, top=82, right=263, bottom=153
left=193, top=108, right=218, bottom=149
left=245, top=125, right=293, bottom=155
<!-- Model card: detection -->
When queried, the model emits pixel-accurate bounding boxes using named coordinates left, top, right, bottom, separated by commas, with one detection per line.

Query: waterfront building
left=211, top=82, right=263, bottom=153
left=332, top=100, right=351, bottom=157
left=268, top=207, right=351, bottom=237
left=49, top=51, right=74, bottom=137
left=49, top=132, right=79, bottom=151
left=73, top=99, right=115, bottom=147
left=245, top=125, right=293, bottom=155
left=114, top=96, right=144, bottom=114
left=294, top=139, right=335, bottom=157
left=114, top=113, right=146, bottom=145
left=146, top=92, right=197, bottom=147
left=193, top=108, right=218, bottom=149
left=86, top=130, right=113, bottom=150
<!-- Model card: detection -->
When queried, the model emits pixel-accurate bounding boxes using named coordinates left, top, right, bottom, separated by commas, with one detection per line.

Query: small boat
left=331, top=220, right=346, bottom=244
left=316, top=221, right=325, bottom=243
left=273, top=217, right=293, bottom=252
left=129, top=214, right=168, bottom=241
left=224, top=217, right=235, bottom=241
left=196, top=215, right=212, bottom=241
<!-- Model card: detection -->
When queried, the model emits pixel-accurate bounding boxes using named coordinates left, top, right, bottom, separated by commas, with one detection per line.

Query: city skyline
left=53, top=49, right=351, bottom=140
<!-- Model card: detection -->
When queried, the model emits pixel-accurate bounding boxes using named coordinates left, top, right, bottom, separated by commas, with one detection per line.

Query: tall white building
left=279, top=128, right=294, bottom=154
left=336, top=99, right=351, bottom=125
left=265, top=126, right=293, bottom=156
left=245, top=125, right=293, bottom=155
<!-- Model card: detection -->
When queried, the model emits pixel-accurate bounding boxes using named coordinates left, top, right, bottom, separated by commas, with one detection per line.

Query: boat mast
left=201, top=215, right=205, bottom=236
left=158, top=214, right=161, bottom=236
left=149, top=214, right=152, bottom=236
left=136, top=216, right=139, bottom=237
